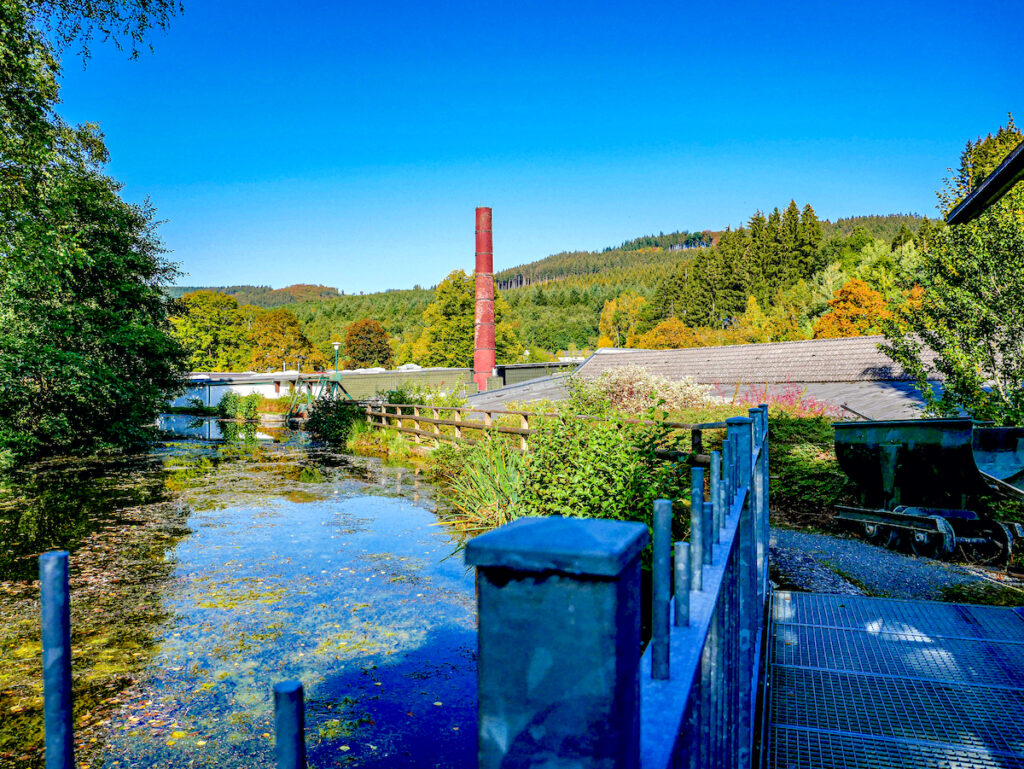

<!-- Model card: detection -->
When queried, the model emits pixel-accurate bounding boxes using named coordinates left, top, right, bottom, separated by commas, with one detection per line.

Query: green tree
left=0, top=0, right=186, bottom=465
left=418, top=270, right=522, bottom=367
left=249, top=309, right=326, bottom=372
left=344, top=318, right=394, bottom=368
left=170, top=290, right=251, bottom=371
left=883, top=118, right=1024, bottom=424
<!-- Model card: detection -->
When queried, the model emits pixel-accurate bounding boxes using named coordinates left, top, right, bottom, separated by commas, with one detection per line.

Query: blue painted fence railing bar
left=40, top=551, right=74, bottom=769
left=273, top=680, right=307, bottom=769
left=674, top=542, right=690, bottom=627
left=652, top=499, right=673, bottom=681
left=689, top=471, right=704, bottom=591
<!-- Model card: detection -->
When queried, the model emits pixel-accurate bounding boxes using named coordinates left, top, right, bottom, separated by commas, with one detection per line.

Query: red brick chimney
left=474, top=207, right=495, bottom=392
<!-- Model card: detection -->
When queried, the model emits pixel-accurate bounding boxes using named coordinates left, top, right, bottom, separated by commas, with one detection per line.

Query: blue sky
left=56, top=0, right=1023, bottom=293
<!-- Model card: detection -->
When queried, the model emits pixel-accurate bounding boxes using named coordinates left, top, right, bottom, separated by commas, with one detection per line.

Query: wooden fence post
left=412, top=406, right=421, bottom=444
left=454, top=409, right=462, bottom=440
left=520, top=413, right=529, bottom=452
left=432, top=408, right=440, bottom=447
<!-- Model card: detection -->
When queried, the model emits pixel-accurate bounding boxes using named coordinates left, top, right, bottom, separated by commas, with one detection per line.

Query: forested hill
left=166, top=284, right=341, bottom=307
left=492, top=215, right=930, bottom=290
left=494, top=247, right=693, bottom=290
left=820, top=213, right=932, bottom=241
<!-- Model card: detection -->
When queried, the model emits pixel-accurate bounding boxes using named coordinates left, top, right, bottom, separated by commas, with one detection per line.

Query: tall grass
left=431, top=439, right=524, bottom=529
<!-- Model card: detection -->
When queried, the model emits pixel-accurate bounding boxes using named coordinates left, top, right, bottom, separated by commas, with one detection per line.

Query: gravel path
left=770, top=528, right=989, bottom=600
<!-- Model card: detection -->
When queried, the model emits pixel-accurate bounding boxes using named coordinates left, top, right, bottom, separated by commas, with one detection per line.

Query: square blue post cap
left=465, top=516, right=650, bottom=577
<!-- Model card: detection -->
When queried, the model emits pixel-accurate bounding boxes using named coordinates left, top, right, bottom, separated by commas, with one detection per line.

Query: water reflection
left=157, top=415, right=296, bottom=444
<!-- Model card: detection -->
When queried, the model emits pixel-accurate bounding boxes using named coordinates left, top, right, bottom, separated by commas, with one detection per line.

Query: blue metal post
left=466, top=516, right=649, bottom=769
left=274, top=680, right=306, bottom=769
left=674, top=542, right=690, bottom=627
left=710, top=450, right=722, bottom=540
left=652, top=499, right=672, bottom=680
left=759, top=404, right=771, bottom=595
left=726, top=416, right=755, bottom=767
left=689, top=467, right=704, bottom=591
left=40, top=551, right=73, bottom=769
left=721, top=438, right=732, bottom=500
left=749, top=407, right=766, bottom=602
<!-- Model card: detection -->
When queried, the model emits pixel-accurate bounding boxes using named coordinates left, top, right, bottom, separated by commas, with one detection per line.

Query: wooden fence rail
left=365, top=402, right=727, bottom=455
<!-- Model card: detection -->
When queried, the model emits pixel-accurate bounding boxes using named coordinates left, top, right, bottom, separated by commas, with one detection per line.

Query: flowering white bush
left=569, top=365, right=721, bottom=414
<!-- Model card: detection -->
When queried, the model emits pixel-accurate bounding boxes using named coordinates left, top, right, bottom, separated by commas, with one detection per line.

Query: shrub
left=731, top=382, right=841, bottom=418
left=517, top=415, right=688, bottom=529
left=217, top=392, right=261, bottom=420
left=380, top=383, right=467, bottom=408
left=305, top=396, right=363, bottom=445
left=256, top=395, right=293, bottom=414
left=766, top=411, right=855, bottom=528
left=568, top=365, right=720, bottom=415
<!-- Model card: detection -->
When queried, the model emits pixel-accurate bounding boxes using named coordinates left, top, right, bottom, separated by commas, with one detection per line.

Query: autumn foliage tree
left=598, top=291, right=647, bottom=347
left=171, top=291, right=251, bottom=370
left=344, top=318, right=393, bottom=368
left=812, top=279, right=889, bottom=339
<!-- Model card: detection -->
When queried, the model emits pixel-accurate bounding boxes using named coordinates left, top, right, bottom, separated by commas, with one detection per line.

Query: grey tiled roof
left=576, top=336, right=936, bottom=384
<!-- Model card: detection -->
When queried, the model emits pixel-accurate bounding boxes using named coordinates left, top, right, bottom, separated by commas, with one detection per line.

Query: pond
left=0, top=426, right=477, bottom=768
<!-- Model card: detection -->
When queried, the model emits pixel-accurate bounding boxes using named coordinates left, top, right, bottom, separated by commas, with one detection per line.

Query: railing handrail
left=375, top=402, right=729, bottom=431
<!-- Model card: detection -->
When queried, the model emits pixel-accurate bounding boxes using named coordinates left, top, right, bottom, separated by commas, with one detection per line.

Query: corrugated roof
left=576, top=336, right=936, bottom=384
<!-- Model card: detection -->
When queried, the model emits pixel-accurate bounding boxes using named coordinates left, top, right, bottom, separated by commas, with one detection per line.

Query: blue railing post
left=689, top=467, right=705, bottom=590
left=652, top=499, right=672, bottom=680
left=273, top=680, right=306, bottom=769
left=726, top=416, right=755, bottom=766
left=467, top=516, right=649, bottom=769
left=748, top=407, right=766, bottom=604
left=759, top=404, right=771, bottom=596
left=40, top=551, right=74, bottom=769
left=674, top=542, right=690, bottom=627
left=710, top=450, right=722, bottom=541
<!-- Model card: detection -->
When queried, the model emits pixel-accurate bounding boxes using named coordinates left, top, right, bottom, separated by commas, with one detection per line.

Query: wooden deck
left=767, top=591, right=1024, bottom=769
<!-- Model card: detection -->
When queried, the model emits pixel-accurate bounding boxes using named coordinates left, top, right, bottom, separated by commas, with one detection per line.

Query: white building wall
left=168, top=381, right=287, bottom=408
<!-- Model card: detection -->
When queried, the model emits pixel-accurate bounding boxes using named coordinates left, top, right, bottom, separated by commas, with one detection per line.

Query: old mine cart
left=834, top=418, right=1024, bottom=562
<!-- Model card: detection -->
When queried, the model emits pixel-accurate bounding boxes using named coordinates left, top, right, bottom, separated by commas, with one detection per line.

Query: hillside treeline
left=170, top=211, right=937, bottom=370
left=167, top=284, right=341, bottom=307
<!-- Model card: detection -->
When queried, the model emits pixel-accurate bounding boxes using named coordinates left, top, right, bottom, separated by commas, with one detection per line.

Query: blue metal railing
left=640, top=407, right=770, bottom=768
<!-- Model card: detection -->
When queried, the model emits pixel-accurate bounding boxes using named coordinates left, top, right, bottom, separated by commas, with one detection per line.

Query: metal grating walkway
left=768, top=591, right=1024, bottom=769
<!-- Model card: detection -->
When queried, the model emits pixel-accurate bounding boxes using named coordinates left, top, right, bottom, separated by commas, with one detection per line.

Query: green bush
left=518, top=416, right=688, bottom=529
left=305, top=396, right=363, bottom=445
left=216, top=392, right=260, bottom=420
left=765, top=410, right=855, bottom=528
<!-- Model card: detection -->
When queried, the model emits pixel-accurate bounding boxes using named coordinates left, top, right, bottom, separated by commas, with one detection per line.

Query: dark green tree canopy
left=0, top=0, right=187, bottom=465
left=344, top=318, right=393, bottom=369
